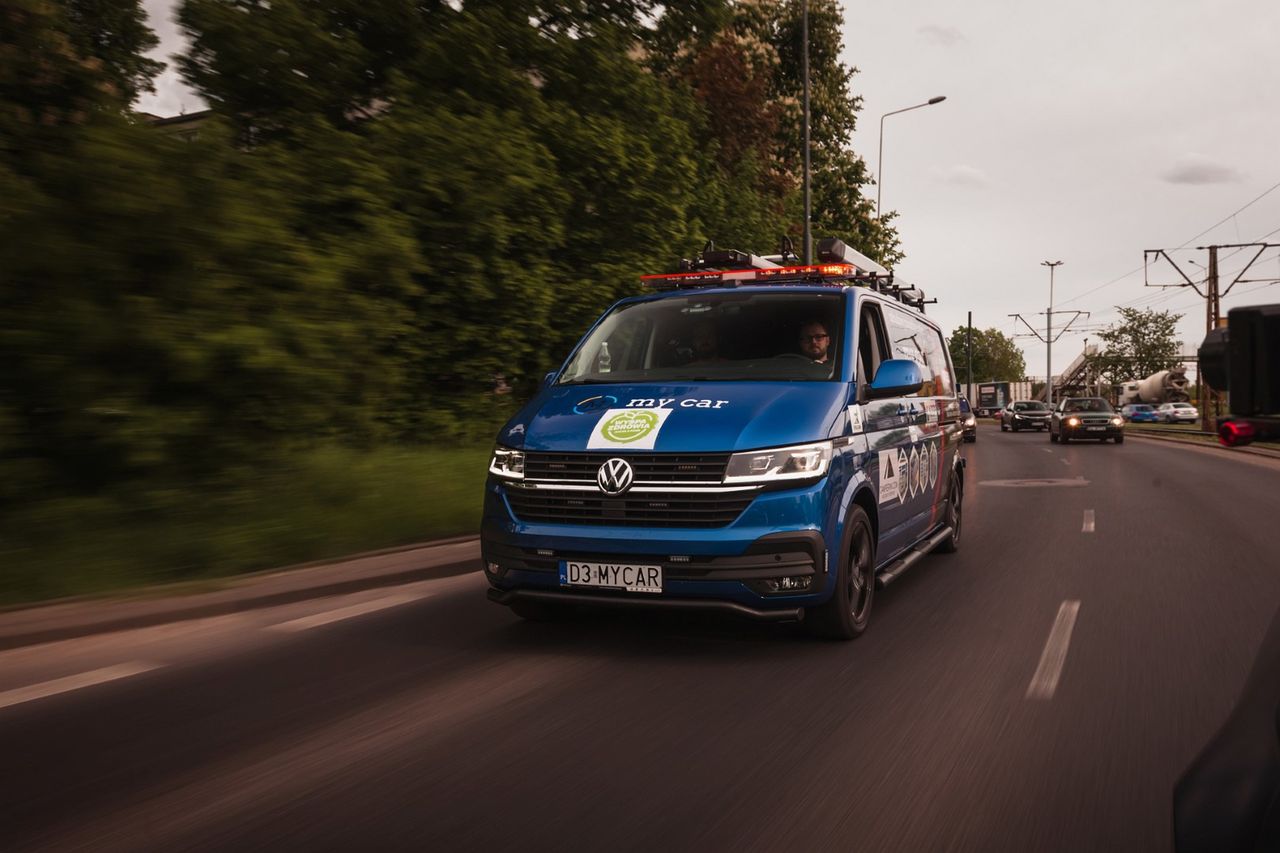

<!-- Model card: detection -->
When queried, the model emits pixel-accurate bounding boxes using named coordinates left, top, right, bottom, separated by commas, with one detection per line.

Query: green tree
left=947, top=326, right=1027, bottom=384
left=58, top=0, right=164, bottom=103
left=1093, top=307, right=1183, bottom=384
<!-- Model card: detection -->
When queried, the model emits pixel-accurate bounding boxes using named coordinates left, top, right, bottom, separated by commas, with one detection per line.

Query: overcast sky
left=137, top=0, right=1280, bottom=383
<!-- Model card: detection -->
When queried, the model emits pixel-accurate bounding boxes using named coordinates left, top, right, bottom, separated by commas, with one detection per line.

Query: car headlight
left=1111, top=417, right=1123, bottom=426
left=964, top=416, right=976, bottom=426
left=1066, top=417, right=1080, bottom=427
left=724, top=441, right=832, bottom=485
left=488, top=446, right=525, bottom=480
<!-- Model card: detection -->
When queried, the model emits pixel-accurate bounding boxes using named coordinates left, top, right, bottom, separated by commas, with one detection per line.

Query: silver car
left=1156, top=402, right=1199, bottom=424
left=1000, top=400, right=1051, bottom=432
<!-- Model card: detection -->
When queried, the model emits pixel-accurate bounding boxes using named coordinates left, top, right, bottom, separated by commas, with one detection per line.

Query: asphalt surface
left=3, top=423, right=1279, bottom=852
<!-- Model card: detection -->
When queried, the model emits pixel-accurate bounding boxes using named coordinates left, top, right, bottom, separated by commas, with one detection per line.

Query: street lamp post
left=875, top=96, right=947, bottom=219
left=801, top=0, right=811, bottom=263
left=1042, top=261, right=1063, bottom=406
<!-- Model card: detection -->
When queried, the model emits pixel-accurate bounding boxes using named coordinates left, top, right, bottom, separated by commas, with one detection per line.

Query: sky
left=843, top=0, right=1280, bottom=381
left=136, top=0, right=1280, bottom=383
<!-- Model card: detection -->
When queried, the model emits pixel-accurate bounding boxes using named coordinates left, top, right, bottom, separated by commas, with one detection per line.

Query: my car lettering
left=625, top=398, right=728, bottom=409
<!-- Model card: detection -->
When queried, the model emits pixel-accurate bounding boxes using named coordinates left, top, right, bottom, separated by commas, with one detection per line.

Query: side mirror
left=867, top=359, right=923, bottom=399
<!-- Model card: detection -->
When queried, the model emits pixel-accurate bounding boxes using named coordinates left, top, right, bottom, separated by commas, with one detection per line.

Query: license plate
left=1087, top=426, right=1105, bottom=431
left=560, top=561, right=662, bottom=594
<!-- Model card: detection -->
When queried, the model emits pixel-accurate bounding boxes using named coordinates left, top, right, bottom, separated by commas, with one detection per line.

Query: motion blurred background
left=1, top=1, right=891, bottom=603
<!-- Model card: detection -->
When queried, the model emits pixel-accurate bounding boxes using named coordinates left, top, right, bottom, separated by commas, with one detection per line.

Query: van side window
left=924, top=326, right=954, bottom=397
left=882, top=307, right=933, bottom=398
left=857, top=301, right=888, bottom=397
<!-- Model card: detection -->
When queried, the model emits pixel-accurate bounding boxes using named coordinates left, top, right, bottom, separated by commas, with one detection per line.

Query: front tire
left=1114, top=435, right=1125, bottom=444
left=1050, top=430, right=1059, bottom=443
left=1061, top=431, right=1070, bottom=445
left=807, top=507, right=875, bottom=641
left=935, top=474, right=962, bottom=554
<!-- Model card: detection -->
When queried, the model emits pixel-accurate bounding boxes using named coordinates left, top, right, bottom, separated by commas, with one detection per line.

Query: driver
left=798, top=321, right=831, bottom=364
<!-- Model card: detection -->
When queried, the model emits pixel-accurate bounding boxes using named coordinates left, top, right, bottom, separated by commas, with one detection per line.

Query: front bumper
left=1061, top=423, right=1124, bottom=438
left=487, top=586, right=805, bottom=622
left=481, top=476, right=837, bottom=612
left=1011, top=416, right=1050, bottom=428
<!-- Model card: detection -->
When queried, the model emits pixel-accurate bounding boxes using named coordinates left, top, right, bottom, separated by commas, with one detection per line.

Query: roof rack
left=641, top=236, right=935, bottom=313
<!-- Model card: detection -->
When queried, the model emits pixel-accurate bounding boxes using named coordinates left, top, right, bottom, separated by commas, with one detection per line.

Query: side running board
left=875, top=526, right=954, bottom=589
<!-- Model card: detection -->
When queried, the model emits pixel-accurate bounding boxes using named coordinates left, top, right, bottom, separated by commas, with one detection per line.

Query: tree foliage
left=57, top=0, right=163, bottom=102
left=2, top=0, right=909, bottom=509
left=947, top=327, right=1027, bottom=384
left=1092, top=307, right=1184, bottom=384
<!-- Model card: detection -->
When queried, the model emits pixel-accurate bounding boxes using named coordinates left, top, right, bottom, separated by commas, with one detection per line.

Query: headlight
left=488, top=446, right=525, bottom=480
left=724, top=441, right=832, bottom=485
left=1111, top=417, right=1123, bottom=426
left=1066, top=417, right=1080, bottom=427
left=964, top=416, right=976, bottom=426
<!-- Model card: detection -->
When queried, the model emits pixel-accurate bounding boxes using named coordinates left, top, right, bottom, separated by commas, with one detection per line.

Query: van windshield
left=558, top=292, right=844, bottom=384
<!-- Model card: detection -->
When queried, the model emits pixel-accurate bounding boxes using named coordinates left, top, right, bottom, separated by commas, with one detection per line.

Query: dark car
left=1000, top=400, right=1051, bottom=432
left=1049, top=397, right=1125, bottom=444
left=1120, top=403, right=1160, bottom=423
left=959, top=396, right=977, bottom=442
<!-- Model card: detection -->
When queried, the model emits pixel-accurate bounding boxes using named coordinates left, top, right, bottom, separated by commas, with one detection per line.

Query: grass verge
left=0, top=445, right=490, bottom=606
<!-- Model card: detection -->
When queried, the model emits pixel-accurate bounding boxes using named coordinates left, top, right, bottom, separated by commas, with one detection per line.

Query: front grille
left=523, top=452, right=729, bottom=484
left=506, top=488, right=751, bottom=528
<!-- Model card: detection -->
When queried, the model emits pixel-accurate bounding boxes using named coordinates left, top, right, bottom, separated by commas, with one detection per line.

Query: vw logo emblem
left=596, top=458, right=634, bottom=496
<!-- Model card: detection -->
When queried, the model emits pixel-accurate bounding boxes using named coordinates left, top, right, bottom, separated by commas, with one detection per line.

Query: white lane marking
left=1042, top=448, right=1053, bottom=454
left=0, top=662, right=160, bottom=711
left=1060, top=457, right=1071, bottom=466
left=1082, top=509, right=1095, bottom=533
left=267, top=593, right=427, bottom=632
left=1027, top=601, right=1081, bottom=700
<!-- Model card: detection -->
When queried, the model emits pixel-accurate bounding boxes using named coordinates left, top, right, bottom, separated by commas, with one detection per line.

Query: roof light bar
left=641, top=263, right=858, bottom=288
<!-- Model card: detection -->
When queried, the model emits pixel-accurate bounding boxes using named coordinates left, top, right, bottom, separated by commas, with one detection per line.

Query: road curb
left=1126, top=430, right=1280, bottom=460
left=0, top=537, right=481, bottom=652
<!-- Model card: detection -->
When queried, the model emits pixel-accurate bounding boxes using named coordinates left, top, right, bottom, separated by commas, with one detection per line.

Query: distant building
left=141, top=110, right=214, bottom=142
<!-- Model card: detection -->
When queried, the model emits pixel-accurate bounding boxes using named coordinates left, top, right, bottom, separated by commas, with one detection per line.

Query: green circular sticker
left=601, top=411, right=659, bottom=444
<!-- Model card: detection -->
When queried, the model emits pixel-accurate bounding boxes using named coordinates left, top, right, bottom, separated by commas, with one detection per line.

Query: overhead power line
left=1055, top=180, right=1280, bottom=308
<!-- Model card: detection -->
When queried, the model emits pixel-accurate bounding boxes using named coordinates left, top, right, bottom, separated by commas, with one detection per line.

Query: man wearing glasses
left=798, top=321, right=832, bottom=364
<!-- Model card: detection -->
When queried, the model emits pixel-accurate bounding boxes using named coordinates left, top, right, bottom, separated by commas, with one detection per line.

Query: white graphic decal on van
left=878, top=438, right=942, bottom=506
left=847, top=404, right=864, bottom=434
left=587, top=408, right=674, bottom=450
left=910, top=447, right=924, bottom=499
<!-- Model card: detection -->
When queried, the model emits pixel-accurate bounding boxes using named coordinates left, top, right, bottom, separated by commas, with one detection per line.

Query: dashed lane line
left=0, top=662, right=161, bottom=711
left=267, top=593, right=428, bottom=633
left=1027, top=601, right=1081, bottom=701
left=1082, top=509, right=1095, bottom=533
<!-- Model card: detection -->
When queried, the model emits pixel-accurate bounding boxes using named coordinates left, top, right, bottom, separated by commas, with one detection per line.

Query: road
left=3, top=424, right=1278, bottom=852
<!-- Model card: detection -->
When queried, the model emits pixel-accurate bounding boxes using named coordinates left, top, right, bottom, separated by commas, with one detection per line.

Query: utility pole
left=966, top=310, right=974, bottom=402
left=801, top=0, right=811, bottom=264
left=1206, top=245, right=1220, bottom=430
left=1042, top=261, right=1063, bottom=406
left=1143, top=241, right=1278, bottom=431
left=1008, top=306, right=1090, bottom=399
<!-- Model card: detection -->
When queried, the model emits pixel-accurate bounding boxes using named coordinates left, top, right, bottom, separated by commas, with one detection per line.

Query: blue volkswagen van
left=482, top=239, right=965, bottom=639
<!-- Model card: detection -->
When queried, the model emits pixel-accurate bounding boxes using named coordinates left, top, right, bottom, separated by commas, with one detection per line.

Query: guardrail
left=1126, top=426, right=1217, bottom=438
